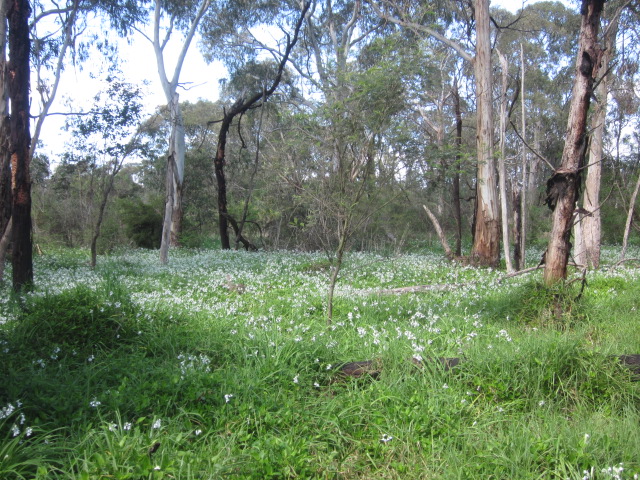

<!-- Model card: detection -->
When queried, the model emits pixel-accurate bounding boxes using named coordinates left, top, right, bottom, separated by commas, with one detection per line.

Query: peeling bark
left=544, top=0, right=604, bottom=285
left=470, top=0, right=500, bottom=268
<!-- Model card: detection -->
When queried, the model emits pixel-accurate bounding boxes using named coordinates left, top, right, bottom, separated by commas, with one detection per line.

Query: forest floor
left=1, top=246, right=640, bottom=479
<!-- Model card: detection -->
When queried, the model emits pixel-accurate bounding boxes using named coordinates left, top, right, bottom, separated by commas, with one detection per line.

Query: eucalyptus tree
left=129, top=0, right=213, bottom=263
left=574, top=0, right=634, bottom=269
left=0, top=0, right=11, bottom=266
left=370, top=0, right=500, bottom=267
left=492, top=1, right=579, bottom=268
left=544, top=0, right=605, bottom=285
left=5, top=0, right=31, bottom=290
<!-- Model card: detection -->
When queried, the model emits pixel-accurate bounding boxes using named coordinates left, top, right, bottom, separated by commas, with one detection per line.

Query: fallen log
left=335, top=357, right=462, bottom=381
left=333, top=355, right=640, bottom=382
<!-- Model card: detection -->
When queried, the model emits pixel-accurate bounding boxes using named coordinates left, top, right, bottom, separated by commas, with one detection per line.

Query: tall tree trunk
left=0, top=0, right=9, bottom=237
left=90, top=161, right=123, bottom=269
left=160, top=94, right=181, bottom=264
left=169, top=97, right=185, bottom=246
left=452, top=79, right=463, bottom=256
left=544, top=0, right=604, bottom=285
left=518, top=43, right=528, bottom=270
left=153, top=0, right=211, bottom=262
left=160, top=150, right=175, bottom=263
left=470, top=0, right=500, bottom=268
left=7, top=0, right=31, bottom=291
left=580, top=12, right=618, bottom=269
left=497, top=50, right=513, bottom=273
left=215, top=114, right=232, bottom=250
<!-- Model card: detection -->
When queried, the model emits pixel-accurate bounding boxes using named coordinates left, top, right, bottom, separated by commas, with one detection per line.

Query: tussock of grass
left=1, top=248, right=640, bottom=478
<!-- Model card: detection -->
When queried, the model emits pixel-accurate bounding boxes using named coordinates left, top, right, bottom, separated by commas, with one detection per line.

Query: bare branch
left=510, top=120, right=555, bottom=171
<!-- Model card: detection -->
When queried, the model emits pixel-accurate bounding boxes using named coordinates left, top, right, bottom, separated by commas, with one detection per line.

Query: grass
left=1, top=246, right=640, bottom=479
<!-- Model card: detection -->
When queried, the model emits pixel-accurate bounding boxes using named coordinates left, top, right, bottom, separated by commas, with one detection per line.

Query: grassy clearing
left=1, top=247, right=640, bottom=479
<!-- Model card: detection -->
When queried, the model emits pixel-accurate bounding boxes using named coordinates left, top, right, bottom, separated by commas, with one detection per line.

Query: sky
left=38, top=0, right=577, bottom=162
left=493, top=0, right=574, bottom=11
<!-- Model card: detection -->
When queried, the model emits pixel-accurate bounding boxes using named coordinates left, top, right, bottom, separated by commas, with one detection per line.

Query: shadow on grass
left=0, top=280, right=238, bottom=477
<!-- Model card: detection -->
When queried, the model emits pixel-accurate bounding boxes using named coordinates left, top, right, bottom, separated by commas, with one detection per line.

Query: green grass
left=1, top=247, right=640, bottom=479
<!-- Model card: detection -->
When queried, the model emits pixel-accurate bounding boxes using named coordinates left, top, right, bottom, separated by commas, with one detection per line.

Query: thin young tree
left=64, top=78, right=144, bottom=268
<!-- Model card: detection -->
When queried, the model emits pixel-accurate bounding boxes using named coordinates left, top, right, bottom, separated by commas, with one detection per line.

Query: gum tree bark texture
left=579, top=12, right=619, bottom=269
left=544, top=0, right=604, bottom=285
left=470, top=0, right=500, bottom=268
left=7, top=0, right=32, bottom=290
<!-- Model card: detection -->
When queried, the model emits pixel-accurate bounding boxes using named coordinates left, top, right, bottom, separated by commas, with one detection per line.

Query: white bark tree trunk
left=497, top=49, right=513, bottom=273
left=519, top=43, right=528, bottom=270
left=153, top=0, right=210, bottom=262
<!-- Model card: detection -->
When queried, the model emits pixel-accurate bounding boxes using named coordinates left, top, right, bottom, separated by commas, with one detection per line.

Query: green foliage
left=119, top=199, right=162, bottom=249
left=489, top=280, right=588, bottom=327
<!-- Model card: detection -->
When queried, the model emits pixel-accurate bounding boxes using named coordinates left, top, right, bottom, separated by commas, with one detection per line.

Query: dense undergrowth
left=1, top=246, right=640, bottom=479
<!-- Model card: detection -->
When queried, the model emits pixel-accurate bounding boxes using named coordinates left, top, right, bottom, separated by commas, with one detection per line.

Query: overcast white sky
left=38, top=30, right=226, bottom=159
left=38, top=0, right=578, bottom=161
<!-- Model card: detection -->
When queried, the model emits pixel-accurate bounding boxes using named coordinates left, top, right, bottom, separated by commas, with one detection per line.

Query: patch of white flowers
left=177, top=352, right=212, bottom=380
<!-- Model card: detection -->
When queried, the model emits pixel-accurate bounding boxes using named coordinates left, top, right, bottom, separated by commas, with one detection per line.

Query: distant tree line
left=2, top=0, right=640, bottom=291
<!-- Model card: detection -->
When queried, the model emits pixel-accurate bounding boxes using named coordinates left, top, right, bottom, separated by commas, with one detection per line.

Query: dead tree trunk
left=7, top=0, right=32, bottom=291
left=544, top=0, right=604, bottom=285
